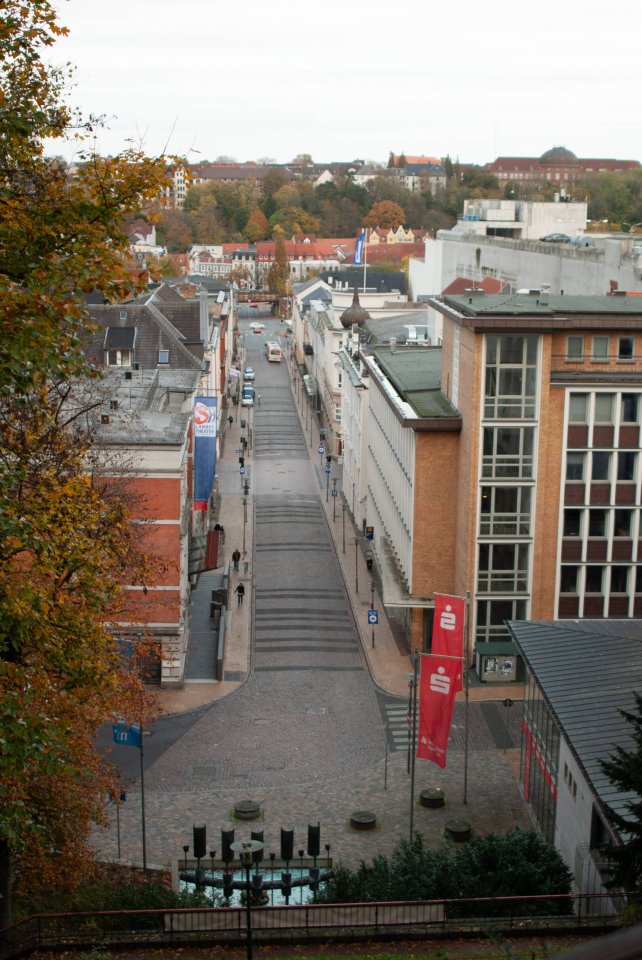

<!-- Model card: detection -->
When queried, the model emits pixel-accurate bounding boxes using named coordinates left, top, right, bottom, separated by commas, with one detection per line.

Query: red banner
left=417, top=655, right=460, bottom=768
left=432, top=594, right=465, bottom=691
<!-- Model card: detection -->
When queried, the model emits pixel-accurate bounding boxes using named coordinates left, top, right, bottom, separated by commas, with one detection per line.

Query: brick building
left=352, top=292, right=642, bottom=674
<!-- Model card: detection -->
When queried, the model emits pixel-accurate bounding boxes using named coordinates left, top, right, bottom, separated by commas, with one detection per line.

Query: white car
left=249, top=322, right=265, bottom=334
left=241, top=385, right=255, bottom=406
left=243, top=367, right=256, bottom=381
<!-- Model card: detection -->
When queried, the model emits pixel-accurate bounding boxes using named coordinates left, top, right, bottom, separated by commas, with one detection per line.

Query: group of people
left=231, top=548, right=248, bottom=604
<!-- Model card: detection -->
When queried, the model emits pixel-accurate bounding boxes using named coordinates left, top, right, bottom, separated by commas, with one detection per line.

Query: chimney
left=199, top=288, right=209, bottom=343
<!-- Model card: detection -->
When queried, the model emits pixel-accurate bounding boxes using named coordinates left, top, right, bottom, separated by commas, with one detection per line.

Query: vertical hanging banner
left=417, top=654, right=460, bottom=768
left=193, top=397, right=217, bottom=511
left=432, top=594, right=465, bottom=691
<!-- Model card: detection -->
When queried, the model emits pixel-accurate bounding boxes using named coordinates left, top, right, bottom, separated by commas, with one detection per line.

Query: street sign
left=365, top=525, right=374, bottom=541
left=332, top=487, right=338, bottom=497
left=318, top=444, right=325, bottom=454
left=367, top=609, right=379, bottom=625
left=240, top=466, right=245, bottom=475
left=324, top=464, right=331, bottom=474
left=503, top=698, right=514, bottom=708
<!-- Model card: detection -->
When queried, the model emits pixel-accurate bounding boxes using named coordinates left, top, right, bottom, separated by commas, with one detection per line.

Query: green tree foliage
left=315, top=830, right=573, bottom=916
left=0, top=0, right=165, bottom=926
left=600, top=692, right=642, bottom=895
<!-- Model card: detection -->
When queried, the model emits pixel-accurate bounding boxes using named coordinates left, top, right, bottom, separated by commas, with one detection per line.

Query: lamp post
left=408, top=652, right=419, bottom=842
left=242, top=495, right=247, bottom=553
left=230, top=839, right=264, bottom=960
left=332, top=478, right=337, bottom=521
left=342, top=503, right=346, bottom=553
left=370, top=581, right=376, bottom=649
left=354, top=536, right=359, bottom=594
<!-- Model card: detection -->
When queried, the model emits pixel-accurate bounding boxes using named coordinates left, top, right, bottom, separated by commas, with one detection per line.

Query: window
left=566, top=452, right=585, bottom=481
left=158, top=350, right=169, bottom=364
left=618, top=451, right=637, bottom=481
left=588, top=509, right=607, bottom=537
left=585, top=566, right=604, bottom=593
left=594, top=394, right=614, bottom=423
left=610, top=566, right=629, bottom=593
left=618, top=337, right=634, bottom=361
left=563, top=510, right=582, bottom=537
left=591, top=451, right=611, bottom=481
left=560, top=566, right=578, bottom=592
left=482, top=426, right=534, bottom=478
left=621, top=394, right=639, bottom=423
left=569, top=394, right=588, bottom=422
left=592, top=336, right=610, bottom=361
left=567, top=336, right=584, bottom=361
left=614, top=509, right=632, bottom=537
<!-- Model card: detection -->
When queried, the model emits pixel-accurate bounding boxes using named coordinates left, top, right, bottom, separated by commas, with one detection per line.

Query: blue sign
left=332, top=487, right=338, bottom=497
left=324, top=464, right=331, bottom=474
left=318, top=444, right=325, bottom=454
left=112, top=721, right=142, bottom=748
left=240, top=466, right=245, bottom=475
left=367, top=609, right=379, bottom=625
left=365, top=525, right=374, bottom=541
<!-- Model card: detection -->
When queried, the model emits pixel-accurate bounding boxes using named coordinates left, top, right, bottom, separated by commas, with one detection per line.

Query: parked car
left=539, top=233, right=572, bottom=243
left=249, top=321, right=265, bottom=333
left=250, top=302, right=259, bottom=308
left=243, top=367, right=255, bottom=381
left=241, top=385, right=255, bottom=407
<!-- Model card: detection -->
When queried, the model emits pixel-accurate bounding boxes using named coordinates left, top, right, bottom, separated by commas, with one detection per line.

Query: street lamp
left=332, top=478, right=337, bottom=521
left=370, top=581, right=376, bottom=649
left=242, top=495, right=248, bottom=553
left=230, top=839, right=264, bottom=960
left=342, top=503, right=346, bottom=554
left=354, top=536, right=359, bottom=594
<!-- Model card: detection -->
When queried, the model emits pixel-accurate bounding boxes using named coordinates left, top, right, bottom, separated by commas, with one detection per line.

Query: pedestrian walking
left=232, top=548, right=241, bottom=571
left=235, top=583, right=245, bottom=605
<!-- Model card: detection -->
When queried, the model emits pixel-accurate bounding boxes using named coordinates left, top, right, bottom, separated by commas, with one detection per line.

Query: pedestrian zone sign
left=318, top=444, right=325, bottom=454
left=324, top=463, right=331, bottom=474
left=367, top=609, right=379, bottom=625
left=332, top=487, right=338, bottom=497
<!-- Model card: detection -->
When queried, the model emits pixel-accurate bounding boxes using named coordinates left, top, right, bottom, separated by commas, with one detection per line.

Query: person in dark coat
left=235, top=583, right=245, bottom=605
left=232, top=548, right=241, bottom=571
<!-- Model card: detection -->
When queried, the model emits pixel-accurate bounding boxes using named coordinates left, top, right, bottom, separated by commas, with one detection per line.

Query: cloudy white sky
left=50, top=0, right=640, bottom=167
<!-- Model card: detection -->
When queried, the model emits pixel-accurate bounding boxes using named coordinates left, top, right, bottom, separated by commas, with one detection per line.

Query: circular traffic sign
left=367, top=609, right=379, bottom=625
left=318, top=444, right=325, bottom=454
left=332, top=487, right=338, bottom=496
left=324, top=464, right=331, bottom=474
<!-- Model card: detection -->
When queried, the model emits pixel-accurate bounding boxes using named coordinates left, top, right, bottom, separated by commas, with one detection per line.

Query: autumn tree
left=243, top=208, right=269, bottom=243
left=363, top=199, right=407, bottom=230
left=267, top=234, right=289, bottom=296
left=0, top=0, right=168, bottom=925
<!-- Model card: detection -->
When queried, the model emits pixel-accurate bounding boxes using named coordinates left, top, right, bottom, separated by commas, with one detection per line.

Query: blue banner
left=112, top=721, right=142, bottom=748
left=193, top=396, right=218, bottom=511
left=353, top=231, right=366, bottom=265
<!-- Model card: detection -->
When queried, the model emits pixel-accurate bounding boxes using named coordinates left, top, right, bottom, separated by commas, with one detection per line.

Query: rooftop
left=369, top=345, right=459, bottom=419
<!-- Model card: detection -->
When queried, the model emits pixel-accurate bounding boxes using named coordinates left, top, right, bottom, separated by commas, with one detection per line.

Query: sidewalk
left=154, top=351, right=522, bottom=716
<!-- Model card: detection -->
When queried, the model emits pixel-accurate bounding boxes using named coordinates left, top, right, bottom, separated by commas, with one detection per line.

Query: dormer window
left=104, top=326, right=136, bottom=367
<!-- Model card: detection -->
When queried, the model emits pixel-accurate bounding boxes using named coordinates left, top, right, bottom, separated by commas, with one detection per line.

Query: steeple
left=339, top=282, right=370, bottom=329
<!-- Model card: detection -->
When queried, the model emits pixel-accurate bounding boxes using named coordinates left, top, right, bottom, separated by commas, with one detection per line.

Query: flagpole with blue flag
left=112, top=721, right=147, bottom=870
left=353, top=229, right=367, bottom=292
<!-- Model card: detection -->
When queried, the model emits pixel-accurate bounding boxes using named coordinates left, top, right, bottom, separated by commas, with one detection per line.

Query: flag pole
left=140, top=725, right=147, bottom=871
left=363, top=230, right=367, bottom=293
left=408, top=650, right=419, bottom=842
left=463, top=593, right=470, bottom=805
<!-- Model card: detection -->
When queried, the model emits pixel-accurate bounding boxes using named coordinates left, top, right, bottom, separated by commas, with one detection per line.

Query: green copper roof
left=370, top=345, right=459, bottom=419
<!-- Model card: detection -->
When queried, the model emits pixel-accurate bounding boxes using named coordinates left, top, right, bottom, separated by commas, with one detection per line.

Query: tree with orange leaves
left=0, top=1, right=170, bottom=926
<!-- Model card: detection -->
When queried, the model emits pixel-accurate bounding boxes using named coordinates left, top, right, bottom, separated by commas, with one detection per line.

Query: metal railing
left=0, top=894, right=623, bottom=959
left=479, top=512, right=531, bottom=537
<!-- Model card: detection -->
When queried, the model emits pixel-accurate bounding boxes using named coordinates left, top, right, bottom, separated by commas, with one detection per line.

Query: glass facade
left=560, top=390, right=642, bottom=618
left=520, top=672, right=559, bottom=845
left=477, top=334, right=538, bottom=643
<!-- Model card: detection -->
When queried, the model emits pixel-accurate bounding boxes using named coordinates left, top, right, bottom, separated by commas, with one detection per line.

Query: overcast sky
left=50, top=0, right=640, bottom=167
